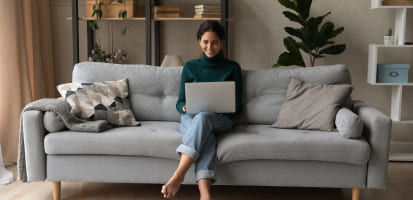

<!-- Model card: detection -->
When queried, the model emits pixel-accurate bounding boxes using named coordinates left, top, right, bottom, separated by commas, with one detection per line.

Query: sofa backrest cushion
left=73, top=62, right=351, bottom=124
left=73, top=62, right=183, bottom=122
left=233, top=64, right=352, bottom=124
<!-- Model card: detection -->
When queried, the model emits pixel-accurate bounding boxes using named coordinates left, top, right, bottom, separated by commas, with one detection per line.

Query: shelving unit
left=368, top=2, right=413, bottom=123
left=71, top=0, right=231, bottom=65
left=368, top=0, right=413, bottom=161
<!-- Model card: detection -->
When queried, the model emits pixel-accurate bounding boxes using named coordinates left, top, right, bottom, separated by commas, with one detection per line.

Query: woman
left=161, top=20, right=242, bottom=200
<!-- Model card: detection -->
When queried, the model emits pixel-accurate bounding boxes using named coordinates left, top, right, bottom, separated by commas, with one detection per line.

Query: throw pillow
left=271, top=77, right=353, bottom=131
left=57, top=79, right=140, bottom=126
left=335, top=107, right=363, bottom=139
left=43, top=111, right=67, bottom=132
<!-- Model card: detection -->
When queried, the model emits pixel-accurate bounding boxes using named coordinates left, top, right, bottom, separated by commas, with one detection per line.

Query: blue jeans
left=176, top=112, right=233, bottom=182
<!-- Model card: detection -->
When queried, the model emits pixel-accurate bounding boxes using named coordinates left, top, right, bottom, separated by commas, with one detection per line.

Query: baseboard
left=389, top=141, right=413, bottom=161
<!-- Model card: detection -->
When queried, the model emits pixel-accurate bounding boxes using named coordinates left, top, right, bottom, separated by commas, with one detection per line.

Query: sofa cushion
left=72, top=63, right=351, bottom=125
left=335, top=107, right=364, bottom=139
left=57, top=79, right=139, bottom=126
left=45, top=122, right=370, bottom=165
left=44, top=121, right=183, bottom=160
left=233, top=64, right=352, bottom=125
left=72, top=62, right=183, bottom=122
left=43, top=111, right=66, bottom=132
left=271, top=77, right=353, bottom=131
left=217, top=125, right=370, bottom=165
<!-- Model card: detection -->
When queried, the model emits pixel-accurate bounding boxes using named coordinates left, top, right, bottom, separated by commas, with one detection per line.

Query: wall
left=50, top=0, right=413, bottom=155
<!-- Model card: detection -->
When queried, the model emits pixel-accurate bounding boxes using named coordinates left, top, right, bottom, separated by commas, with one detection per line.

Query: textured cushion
left=57, top=79, right=139, bottom=126
left=217, top=125, right=371, bottom=165
left=43, top=111, right=66, bottom=132
left=271, top=77, right=353, bottom=131
left=335, top=108, right=364, bottom=139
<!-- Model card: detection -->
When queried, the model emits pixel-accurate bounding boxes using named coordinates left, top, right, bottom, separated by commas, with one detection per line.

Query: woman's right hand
left=183, top=106, right=187, bottom=112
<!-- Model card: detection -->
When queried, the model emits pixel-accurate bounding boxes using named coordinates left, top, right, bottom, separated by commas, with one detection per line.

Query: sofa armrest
left=22, top=110, right=47, bottom=182
left=352, top=100, right=392, bottom=189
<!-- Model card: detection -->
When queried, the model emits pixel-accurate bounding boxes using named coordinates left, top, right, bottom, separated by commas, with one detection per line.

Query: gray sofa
left=20, top=62, right=391, bottom=200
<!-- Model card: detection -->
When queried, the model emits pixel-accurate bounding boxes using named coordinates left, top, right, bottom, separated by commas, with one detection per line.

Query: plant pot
left=384, top=36, right=394, bottom=45
left=86, top=0, right=139, bottom=18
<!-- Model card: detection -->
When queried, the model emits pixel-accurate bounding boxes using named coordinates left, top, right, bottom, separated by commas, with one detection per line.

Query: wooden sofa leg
left=352, top=188, right=360, bottom=200
left=52, top=181, right=61, bottom=200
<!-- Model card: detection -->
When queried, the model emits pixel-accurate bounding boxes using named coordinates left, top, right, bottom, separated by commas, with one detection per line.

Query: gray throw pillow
left=57, top=79, right=140, bottom=126
left=43, top=111, right=66, bottom=132
left=271, top=77, right=353, bottom=131
left=335, top=107, right=363, bottom=139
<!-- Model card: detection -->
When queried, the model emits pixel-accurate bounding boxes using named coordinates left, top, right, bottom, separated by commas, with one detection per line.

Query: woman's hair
left=196, top=20, right=225, bottom=41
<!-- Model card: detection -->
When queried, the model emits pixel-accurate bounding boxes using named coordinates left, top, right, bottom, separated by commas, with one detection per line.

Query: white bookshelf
left=367, top=2, right=413, bottom=123
left=369, top=1, right=413, bottom=161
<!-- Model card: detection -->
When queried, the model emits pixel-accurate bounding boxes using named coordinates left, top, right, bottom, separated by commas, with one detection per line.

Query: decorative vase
left=384, top=36, right=394, bottom=45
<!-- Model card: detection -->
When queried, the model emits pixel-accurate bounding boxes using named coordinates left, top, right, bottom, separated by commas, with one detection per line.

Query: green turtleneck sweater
left=176, top=53, right=243, bottom=114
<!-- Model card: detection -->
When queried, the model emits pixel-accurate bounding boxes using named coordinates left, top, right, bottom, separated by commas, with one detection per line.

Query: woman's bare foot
left=161, top=175, right=184, bottom=198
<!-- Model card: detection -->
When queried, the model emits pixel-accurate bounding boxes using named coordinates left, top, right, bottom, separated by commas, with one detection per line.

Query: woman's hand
left=183, top=106, right=186, bottom=112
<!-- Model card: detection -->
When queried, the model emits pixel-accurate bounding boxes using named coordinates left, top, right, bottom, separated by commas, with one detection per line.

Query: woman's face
left=199, top=31, right=223, bottom=58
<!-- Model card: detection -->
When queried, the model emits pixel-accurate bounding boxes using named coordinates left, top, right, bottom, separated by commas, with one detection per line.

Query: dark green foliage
left=90, top=42, right=112, bottom=62
left=387, top=28, right=392, bottom=36
left=275, top=0, right=346, bottom=67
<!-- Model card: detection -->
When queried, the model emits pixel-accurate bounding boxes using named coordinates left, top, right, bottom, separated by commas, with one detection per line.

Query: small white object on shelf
left=384, top=35, right=394, bottom=45
left=0, top=144, right=13, bottom=185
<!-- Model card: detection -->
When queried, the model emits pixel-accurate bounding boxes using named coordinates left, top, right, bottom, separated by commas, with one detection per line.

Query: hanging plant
left=274, top=0, right=346, bottom=67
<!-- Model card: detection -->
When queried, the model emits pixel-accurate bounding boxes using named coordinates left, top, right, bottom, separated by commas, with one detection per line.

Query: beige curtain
left=0, top=0, right=55, bottom=163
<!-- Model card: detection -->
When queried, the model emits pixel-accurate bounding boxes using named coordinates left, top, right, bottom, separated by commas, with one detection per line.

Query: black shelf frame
left=72, top=0, right=229, bottom=65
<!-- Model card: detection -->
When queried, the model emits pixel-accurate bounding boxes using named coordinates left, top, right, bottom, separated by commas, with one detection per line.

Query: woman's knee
left=194, top=112, right=214, bottom=122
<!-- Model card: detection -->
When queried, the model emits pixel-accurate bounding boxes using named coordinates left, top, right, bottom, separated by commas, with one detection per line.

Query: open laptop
left=185, top=81, right=236, bottom=114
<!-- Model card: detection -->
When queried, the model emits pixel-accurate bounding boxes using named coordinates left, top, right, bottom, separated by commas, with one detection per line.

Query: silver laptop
left=185, top=81, right=236, bottom=115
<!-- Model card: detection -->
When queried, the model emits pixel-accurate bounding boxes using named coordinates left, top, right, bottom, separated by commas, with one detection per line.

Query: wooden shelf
left=66, top=17, right=146, bottom=21
left=152, top=17, right=234, bottom=21
left=67, top=17, right=234, bottom=21
left=371, top=0, right=413, bottom=9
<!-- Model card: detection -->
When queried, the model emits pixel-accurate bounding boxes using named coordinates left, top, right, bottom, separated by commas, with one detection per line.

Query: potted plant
left=87, top=0, right=138, bottom=63
left=384, top=28, right=394, bottom=45
left=274, top=0, right=346, bottom=67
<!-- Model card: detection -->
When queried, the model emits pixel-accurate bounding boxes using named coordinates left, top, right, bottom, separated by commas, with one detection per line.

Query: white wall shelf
left=367, top=3, right=413, bottom=124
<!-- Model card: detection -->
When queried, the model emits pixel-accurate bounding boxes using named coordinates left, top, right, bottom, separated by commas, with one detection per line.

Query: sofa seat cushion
left=217, top=125, right=371, bottom=165
left=45, top=123, right=370, bottom=165
left=44, top=121, right=182, bottom=160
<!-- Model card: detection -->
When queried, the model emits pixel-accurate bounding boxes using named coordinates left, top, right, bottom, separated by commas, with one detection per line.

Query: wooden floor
left=1, top=162, right=412, bottom=200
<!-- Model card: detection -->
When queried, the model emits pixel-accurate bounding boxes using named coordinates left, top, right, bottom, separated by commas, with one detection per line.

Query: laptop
left=185, top=81, right=236, bottom=115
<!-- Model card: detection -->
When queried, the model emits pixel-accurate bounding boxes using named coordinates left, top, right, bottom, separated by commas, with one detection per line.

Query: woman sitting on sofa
left=161, top=20, right=243, bottom=200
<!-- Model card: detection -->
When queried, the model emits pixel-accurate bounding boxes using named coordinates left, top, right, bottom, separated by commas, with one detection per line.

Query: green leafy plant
left=87, top=0, right=138, bottom=62
left=90, top=42, right=113, bottom=62
left=386, top=28, right=392, bottom=36
left=274, top=0, right=346, bottom=67
left=87, top=0, right=138, bottom=34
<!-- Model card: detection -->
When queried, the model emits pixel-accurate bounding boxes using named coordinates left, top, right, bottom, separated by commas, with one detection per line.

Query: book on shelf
left=194, top=4, right=221, bottom=10
left=153, top=6, right=180, bottom=13
left=195, top=7, right=221, bottom=13
left=382, top=0, right=413, bottom=5
left=154, top=13, right=180, bottom=18
left=194, top=14, right=221, bottom=19
left=195, top=11, right=221, bottom=15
